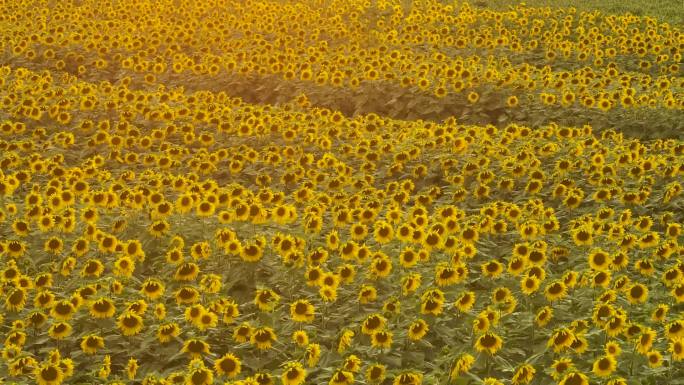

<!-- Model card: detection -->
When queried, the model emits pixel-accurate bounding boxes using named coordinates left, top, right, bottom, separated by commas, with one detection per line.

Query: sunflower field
left=0, top=0, right=682, bottom=385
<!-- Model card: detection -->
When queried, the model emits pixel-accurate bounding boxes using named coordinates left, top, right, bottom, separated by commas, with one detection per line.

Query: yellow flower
left=157, top=323, right=180, bottom=343
left=475, top=332, right=503, bottom=355
left=255, top=289, right=280, bottom=312
left=140, top=279, right=165, bottom=300
left=250, top=327, right=277, bottom=350
left=126, top=358, right=138, bottom=380
left=392, top=371, right=423, bottom=385
left=592, top=355, right=616, bottom=378
left=34, top=362, right=64, bottom=385
left=89, top=298, right=115, bottom=319
left=214, top=352, right=241, bottom=378
left=80, top=335, right=104, bottom=354
left=670, top=338, right=684, bottom=361
left=281, top=361, right=306, bottom=385
left=117, top=311, right=144, bottom=336
left=512, top=364, right=535, bottom=385
left=506, top=95, right=519, bottom=107
left=305, top=343, right=321, bottom=367
left=559, top=372, right=588, bottom=385
left=370, top=330, right=392, bottom=349
left=182, top=338, right=211, bottom=359
left=365, top=363, right=386, bottom=384
left=290, top=299, right=315, bottom=323
left=338, top=329, right=354, bottom=354
left=646, top=350, right=662, bottom=368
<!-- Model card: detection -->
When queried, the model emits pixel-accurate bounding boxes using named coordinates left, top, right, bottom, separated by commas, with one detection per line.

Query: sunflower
left=548, top=328, right=576, bottom=353
left=139, top=279, right=165, bottom=300
left=5, top=288, right=27, bottom=312
left=571, top=228, right=593, bottom=246
left=558, top=372, right=588, bottom=385
left=626, top=283, right=648, bottom=304
left=329, top=369, right=354, bottom=385
left=90, top=298, right=116, bottom=318
left=182, top=338, right=211, bottom=359
left=281, top=361, right=306, bottom=385
left=399, top=248, right=419, bottom=268
left=80, top=335, right=104, bottom=354
left=44, top=237, right=63, bottom=255
left=290, top=299, right=315, bottom=323
left=253, top=372, right=274, bottom=385
left=449, top=353, right=475, bottom=380
left=365, top=363, right=386, bottom=384
left=251, top=327, right=277, bottom=350
left=292, top=330, right=309, bottom=347
left=186, top=358, right=213, bottom=385
left=408, top=319, right=429, bottom=341
left=512, top=364, right=535, bottom=385
left=175, top=286, right=200, bottom=305
left=48, top=322, right=72, bottom=340
left=305, top=343, right=321, bottom=367
left=233, top=322, right=252, bottom=343
left=521, top=276, right=541, bottom=295
left=482, top=260, right=504, bottom=278
left=535, top=306, right=553, bottom=327
left=646, top=350, right=662, bottom=368
left=361, top=313, right=386, bottom=335
left=392, top=371, right=423, bottom=385
left=454, top=291, right=476, bottom=313
left=117, top=311, right=144, bottom=336
left=157, top=323, right=180, bottom=343
left=550, top=358, right=574, bottom=380
left=420, top=288, right=445, bottom=315
left=370, top=330, right=393, bottom=349
left=665, top=320, right=684, bottom=340
left=671, top=283, right=684, bottom=303
left=604, top=340, right=622, bottom=356
left=373, top=221, right=394, bottom=244
left=544, top=281, right=567, bottom=302
left=592, top=355, right=616, bottom=377
left=50, top=300, right=75, bottom=321
left=255, top=289, right=280, bottom=312
left=435, top=263, right=461, bottom=287
left=369, top=255, right=392, bottom=278
left=588, top=248, right=611, bottom=271
left=475, top=332, right=503, bottom=355
left=670, top=338, right=684, bottom=361
left=6, top=240, right=27, bottom=258
left=636, top=328, right=656, bottom=354
left=27, top=311, right=48, bottom=328
left=338, top=329, right=354, bottom=354
left=34, top=362, right=63, bottom=385
left=214, top=352, right=241, bottom=378
left=113, top=256, right=135, bottom=277
left=148, top=220, right=170, bottom=237
left=175, top=262, right=199, bottom=281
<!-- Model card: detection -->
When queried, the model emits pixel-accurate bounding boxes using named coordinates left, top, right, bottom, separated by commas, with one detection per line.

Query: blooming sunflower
left=365, top=363, right=386, bottom=384
left=214, top=352, right=241, bottom=378
left=80, top=335, right=104, bottom=354
left=117, top=311, right=144, bottom=336
left=34, top=362, right=63, bottom=385
left=592, top=355, right=616, bottom=377
left=182, top=338, right=211, bottom=359
left=281, top=361, right=306, bottom=385
left=329, top=369, right=354, bottom=385
left=250, top=327, right=277, bottom=350
left=475, top=332, right=503, bottom=355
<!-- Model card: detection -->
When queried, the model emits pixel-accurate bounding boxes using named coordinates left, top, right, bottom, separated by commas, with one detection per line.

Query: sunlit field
left=0, top=1, right=682, bottom=385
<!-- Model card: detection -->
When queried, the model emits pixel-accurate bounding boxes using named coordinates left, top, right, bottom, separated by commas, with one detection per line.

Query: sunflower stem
left=629, top=344, right=637, bottom=376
